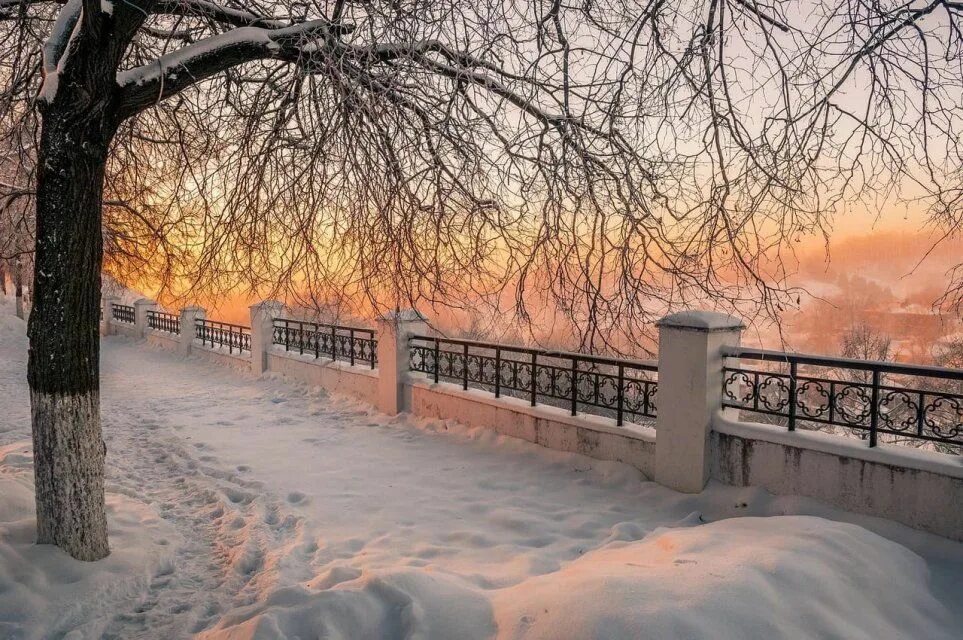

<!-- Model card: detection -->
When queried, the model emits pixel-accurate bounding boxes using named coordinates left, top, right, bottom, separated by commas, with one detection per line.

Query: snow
left=657, top=310, right=745, bottom=331
left=0, top=442, right=177, bottom=638
left=491, top=517, right=951, bottom=640
left=116, top=27, right=276, bottom=88
left=116, top=20, right=329, bottom=89
left=38, top=0, right=82, bottom=104
left=1, top=294, right=962, bottom=638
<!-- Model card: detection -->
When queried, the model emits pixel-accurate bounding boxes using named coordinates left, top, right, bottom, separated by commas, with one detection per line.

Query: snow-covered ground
left=1, top=296, right=962, bottom=639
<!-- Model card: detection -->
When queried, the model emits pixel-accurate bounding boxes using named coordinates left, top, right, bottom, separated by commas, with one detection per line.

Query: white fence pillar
left=179, top=306, right=205, bottom=356
left=376, top=309, right=428, bottom=415
left=249, top=300, right=285, bottom=375
left=133, top=298, right=158, bottom=338
left=100, top=296, right=107, bottom=336
left=101, top=296, right=119, bottom=337
left=655, top=311, right=744, bottom=493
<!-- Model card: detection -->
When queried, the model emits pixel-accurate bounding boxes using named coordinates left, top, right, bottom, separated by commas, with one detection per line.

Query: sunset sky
left=176, top=203, right=959, bottom=364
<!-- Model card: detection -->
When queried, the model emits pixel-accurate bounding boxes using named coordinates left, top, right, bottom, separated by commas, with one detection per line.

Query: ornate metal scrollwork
left=407, top=338, right=658, bottom=423
left=722, top=356, right=963, bottom=450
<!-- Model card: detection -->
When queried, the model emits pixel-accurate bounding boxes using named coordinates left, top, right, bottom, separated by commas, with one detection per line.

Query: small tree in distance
left=0, top=157, right=32, bottom=318
left=840, top=323, right=894, bottom=365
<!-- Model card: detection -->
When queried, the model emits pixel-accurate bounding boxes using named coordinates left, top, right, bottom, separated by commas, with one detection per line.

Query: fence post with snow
left=179, top=306, right=206, bottom=357
left=655, top=311, right=744, bottom=493
left=133, top=298, right=158, bottom=339
left=249, top=301, right=285, bottom=375
left=376, top=309, right=428, bottom=415
left=101, top=296, right=119, bottom=337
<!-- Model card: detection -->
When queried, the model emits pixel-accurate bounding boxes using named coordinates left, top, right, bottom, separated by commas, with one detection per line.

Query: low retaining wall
left=110, top=321, right=140, bottom=339
left=191, top=342, right=251, bottom=371
left=407, top=377, right=657, bottom=478
left=268, top=349, right=379, bottom=406
left=146, top=330, right=179, bottom=352
left=712, top=413, right=963, bottom=541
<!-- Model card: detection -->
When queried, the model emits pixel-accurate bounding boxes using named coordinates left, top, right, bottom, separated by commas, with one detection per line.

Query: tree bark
left=22, top=0, right=153, bottom=561
left=27, top=93, right=116, bottom=562
left=0, top=261, right=7, bottom=295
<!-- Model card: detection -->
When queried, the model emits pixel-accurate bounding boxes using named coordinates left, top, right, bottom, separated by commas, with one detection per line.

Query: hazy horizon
left=163, top=224, right=959, bottom=364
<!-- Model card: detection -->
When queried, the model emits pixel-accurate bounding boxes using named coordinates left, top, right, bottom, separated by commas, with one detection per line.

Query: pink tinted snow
left=0, top=295, right=961, bottom=639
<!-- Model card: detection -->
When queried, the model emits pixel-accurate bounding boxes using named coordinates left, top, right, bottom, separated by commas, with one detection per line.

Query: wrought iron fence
left=721, top=347, right=963, bottom=452
left=409, top=336, right=657, bottom=426
left=112, top=304, right=135, bottom=324
left=194, top=319, right=251, bottom=354
left=272, top=318, right=377, bottom=368
left=146, top=310, right=180, bottom=334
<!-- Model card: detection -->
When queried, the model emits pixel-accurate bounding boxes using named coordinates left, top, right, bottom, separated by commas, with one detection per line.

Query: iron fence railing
left=409, top=336, right=657, bottom=426
left=112, top=304, right=135, bottom=324
left=146, top=310, right=180, bottom=334
left=194, top=319, right=251, bottom=354
left=721, top=347, right=963, bottom=452
left=272, top=318, right=377, bottom=368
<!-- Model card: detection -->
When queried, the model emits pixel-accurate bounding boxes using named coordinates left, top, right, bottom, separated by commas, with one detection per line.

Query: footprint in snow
left=224, top=487, right=254, bottom=504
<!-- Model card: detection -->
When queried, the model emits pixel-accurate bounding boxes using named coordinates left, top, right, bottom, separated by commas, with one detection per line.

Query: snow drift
left=0, top=443, right=178, bottom=639
left=196, top=516, right=955, bottom=640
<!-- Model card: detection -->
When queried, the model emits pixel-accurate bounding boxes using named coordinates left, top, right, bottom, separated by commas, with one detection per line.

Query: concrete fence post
left=655, top=310, right=744, bottom=493
left=179, top=306, right=206, bottom=356
left=133, top=298, right=158, bottom=339
left=249, top=300, right=285, bottom=375
left=101, top=296, right=119, bottom=337
left=376, top=309, right=428, bottom=415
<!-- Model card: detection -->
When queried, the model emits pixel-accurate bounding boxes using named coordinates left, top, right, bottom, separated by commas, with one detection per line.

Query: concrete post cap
left=378, top=308, right=427, bottom=323
left=249, top=300, right=285, bottom=312
left=181, top=306, right=206, bottom=313
left=656, top=310, right=745, bottom=332
left=133, top=298, right=157, bottom=306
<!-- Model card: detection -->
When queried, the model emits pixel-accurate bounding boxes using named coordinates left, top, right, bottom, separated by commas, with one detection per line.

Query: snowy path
left=2, top=303, right=963, bottom=639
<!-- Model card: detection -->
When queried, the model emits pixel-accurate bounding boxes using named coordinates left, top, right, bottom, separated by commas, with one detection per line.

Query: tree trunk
left=0, top=261, right=7, bottom=295
left=27, top=100, right=115, bottom=561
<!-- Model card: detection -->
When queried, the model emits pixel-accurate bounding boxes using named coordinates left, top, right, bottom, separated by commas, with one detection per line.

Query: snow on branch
left=116, top=19, right=334, bottom=118
left=0, top=0, right=292, bottom=28
left=37, top=0, right=81, bottom=103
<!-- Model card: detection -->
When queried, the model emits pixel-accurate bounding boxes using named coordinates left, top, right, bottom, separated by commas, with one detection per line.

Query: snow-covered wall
left=711, top=415, right=963, bottom=540
left=190, top=342, right=250, bottom=371
left=407, top=377, right=657, bottom=478
left=109, top=321, right=140, bottom=339
left=145, top=331, right=178, bottom=352
left=268, top=349, right=378, bottom=406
